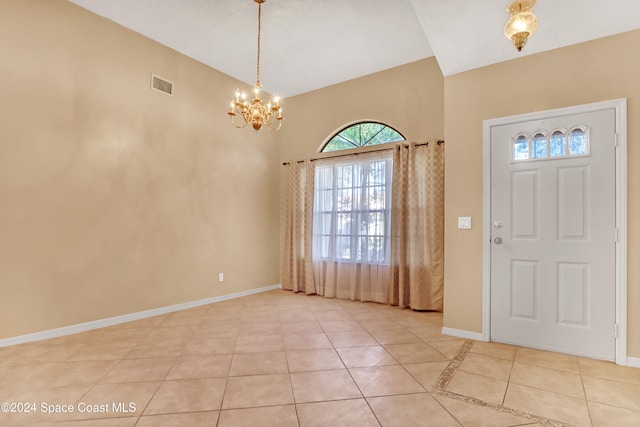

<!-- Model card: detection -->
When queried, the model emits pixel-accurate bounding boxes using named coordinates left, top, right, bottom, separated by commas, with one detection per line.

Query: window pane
left=550, top=131, right=566, bottom=157
left=320, top=213, right=332, bottom=234
left=569, top=128, right=587, bottom=155
left=320, top=236, right=330, bottom=258
left=367, top=236, right=385, bottom=262
left=532, top=134, right=547, bottom=158
left=367, top=186, right=385, bottom=210
left=339, top=126, right=360, bottom=146
left=336, top=165, right=351, bottom=188
left=367, top=161, right=386, bottom=185
left=337, top=189, right=352, bottom=211
left=358, top=236, right=384, bottom=262
left=371, top=127, right=404, bottom=145
left=315, top=189, right=332, bottom=211
left=335, top=236, right=351, bottom=260
left=359, top=123, right=386, bottom=146
left=336, top=212, right=353, bottom=234
left=317, top=166, right=331, bottom=182
left=514, top=135, right=529, bottom=160
left=323, top=136, right=356, bottom=152
left=366, top=211, right=384, bottom=235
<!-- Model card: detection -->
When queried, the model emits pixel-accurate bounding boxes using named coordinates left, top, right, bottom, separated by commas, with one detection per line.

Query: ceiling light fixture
left=504, top=0, right=538, bottom=52
left=228, top=0, right=283, bottom=132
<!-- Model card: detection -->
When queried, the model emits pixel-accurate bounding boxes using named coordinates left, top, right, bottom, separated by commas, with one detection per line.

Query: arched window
left=513, top=134, right=529, bottom=160
left=320, top=121, right=405, bottom=152
left=550, top=130, right=566, bottom=157
left=532, top=132, right=547, bottom=159
left=568, top=126, right=589, bottom=155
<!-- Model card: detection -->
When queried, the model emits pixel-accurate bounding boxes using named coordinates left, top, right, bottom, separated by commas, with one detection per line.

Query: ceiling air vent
left=151, top=74, right=173, bottom=96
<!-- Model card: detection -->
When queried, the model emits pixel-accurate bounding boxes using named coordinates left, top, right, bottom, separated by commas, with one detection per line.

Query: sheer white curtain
left=311, top=151, right=393, bottom=303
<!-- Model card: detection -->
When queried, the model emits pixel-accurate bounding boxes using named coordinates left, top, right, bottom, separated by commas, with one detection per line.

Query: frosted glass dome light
left=504, top=0, right=538, bottom=52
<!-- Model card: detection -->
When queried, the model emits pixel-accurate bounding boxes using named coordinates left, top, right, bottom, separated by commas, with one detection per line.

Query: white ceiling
left=68, top=0, right=640, bottom=98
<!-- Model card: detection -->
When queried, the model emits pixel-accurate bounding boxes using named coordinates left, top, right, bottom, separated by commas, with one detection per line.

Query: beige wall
left=277, top=57, right=444, bottom=163
left=443, top=30, right=640, bottom=357
left=0, top=0, right=281, bottom=339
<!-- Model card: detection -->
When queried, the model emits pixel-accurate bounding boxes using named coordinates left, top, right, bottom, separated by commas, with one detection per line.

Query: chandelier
left=228, top=0, right=283, bottom=132
left=504, top=0, right=538, bottom=52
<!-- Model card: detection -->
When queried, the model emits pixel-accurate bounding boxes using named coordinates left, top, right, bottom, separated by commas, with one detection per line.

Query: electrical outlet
left=218, top=272, right=224, bottom=282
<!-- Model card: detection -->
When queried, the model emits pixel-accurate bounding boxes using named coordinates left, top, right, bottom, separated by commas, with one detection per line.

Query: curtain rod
left=282, top=140, right=444, bottom=166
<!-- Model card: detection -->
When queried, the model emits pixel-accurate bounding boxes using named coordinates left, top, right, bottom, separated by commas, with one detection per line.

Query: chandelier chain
left=256, top=3, right=261, bottom=86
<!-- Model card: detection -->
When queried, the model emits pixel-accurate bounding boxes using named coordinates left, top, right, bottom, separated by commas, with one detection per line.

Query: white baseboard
left=0, top=284, right=282, bottom=348
left=441, top=327, right=487, bottom=342
left=626, top=356, right=640, bottom=368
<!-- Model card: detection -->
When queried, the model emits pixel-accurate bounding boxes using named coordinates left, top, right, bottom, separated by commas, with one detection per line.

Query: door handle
left=493, top=237, right=503, bottom=244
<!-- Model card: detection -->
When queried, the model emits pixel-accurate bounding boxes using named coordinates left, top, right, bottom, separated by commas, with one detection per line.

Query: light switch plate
left=458, top=217, right=472, bottom=230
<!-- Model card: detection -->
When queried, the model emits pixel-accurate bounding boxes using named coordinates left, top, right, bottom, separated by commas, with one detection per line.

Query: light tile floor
left=1, top=289, right=639, bottom=426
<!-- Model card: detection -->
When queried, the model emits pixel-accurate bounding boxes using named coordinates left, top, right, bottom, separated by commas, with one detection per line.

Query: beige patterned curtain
left=389, top=141, right=445, bottom=310
left=282, top=160, right=317, bottom=294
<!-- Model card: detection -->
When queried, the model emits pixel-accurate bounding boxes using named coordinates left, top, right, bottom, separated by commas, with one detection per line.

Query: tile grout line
left=134, top=353, right=179, bottom=422
left=431, top=340, right=571, bottom=427
left=578, top=360, right=595, bottom=427
left=501, top=348, right=516, bottom=408
left=328, top=309, right=383, bottom=426
left=284, top=313, right=303, bottom=427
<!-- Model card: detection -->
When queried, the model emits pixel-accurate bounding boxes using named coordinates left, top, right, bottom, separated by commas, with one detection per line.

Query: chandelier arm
left=265, top=119, right=282, bottom=132
left=230, top=114, right=249, bottom=129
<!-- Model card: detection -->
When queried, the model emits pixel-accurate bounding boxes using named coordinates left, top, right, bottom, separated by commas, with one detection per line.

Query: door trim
left=482, top=99, right=628, bottom=365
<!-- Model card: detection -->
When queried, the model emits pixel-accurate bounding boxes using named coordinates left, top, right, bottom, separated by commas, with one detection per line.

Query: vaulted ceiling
left=69, top=0, right=640, bottom=98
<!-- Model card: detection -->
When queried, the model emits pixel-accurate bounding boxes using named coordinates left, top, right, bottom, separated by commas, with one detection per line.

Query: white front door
left=490, top=108, right=616, bottom=360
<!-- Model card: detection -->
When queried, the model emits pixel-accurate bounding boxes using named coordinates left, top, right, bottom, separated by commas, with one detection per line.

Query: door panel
left=558, top=167, right=588, bottom=239
left=557, top=262, right=588, bottom=326
left=490, top=109, right=616, bottom=360
left=510, top=260, right=537, bottom=319
left=511, top=170, right=538, bottom=239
